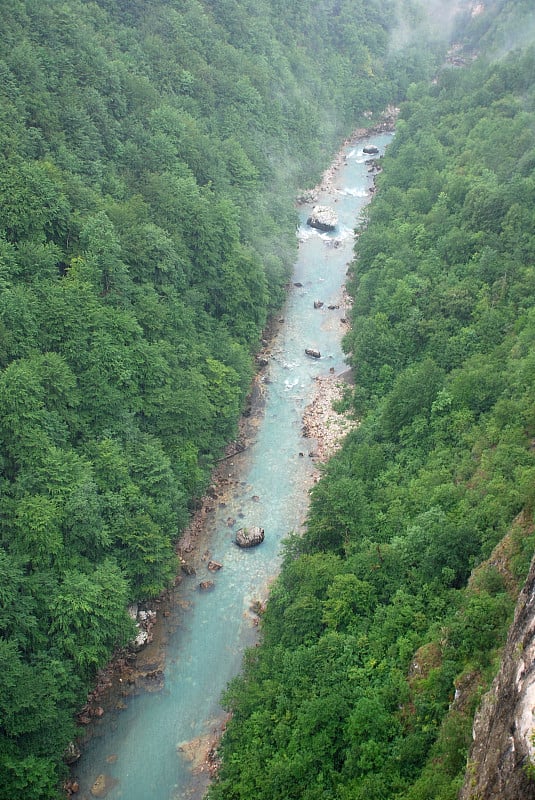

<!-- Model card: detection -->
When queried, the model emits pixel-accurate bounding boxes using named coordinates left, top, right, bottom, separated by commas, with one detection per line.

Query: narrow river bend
left=73, top=131, right=393, bottom=800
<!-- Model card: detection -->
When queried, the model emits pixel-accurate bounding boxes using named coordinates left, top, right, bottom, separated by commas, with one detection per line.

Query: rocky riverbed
left=297, top=106, right=398, bottom=204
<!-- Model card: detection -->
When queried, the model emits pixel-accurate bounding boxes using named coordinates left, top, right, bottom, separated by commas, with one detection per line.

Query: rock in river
left=90, top=773, right=118, bottom=798
left=235, top=526, right=265, bottom=548
left=306, top=205, right=338, bottom=232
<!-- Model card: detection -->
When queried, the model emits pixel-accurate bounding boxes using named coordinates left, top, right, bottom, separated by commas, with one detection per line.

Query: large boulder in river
left=307, top=205, right=338, bottom=232
left=363, top=144, right=379, bottom=155
left=236, top=526, right=265, bottom=548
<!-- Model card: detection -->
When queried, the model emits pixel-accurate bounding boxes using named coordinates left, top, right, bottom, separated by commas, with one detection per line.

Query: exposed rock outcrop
left=63, top=741, right=81, bottom=765
left=180, top=558, right=196, bottom=575
left=306, top=205, right=338, bottom=231
left=131, top=608, right=156, bottom=651
left=459, top=553, right=535, bottom=800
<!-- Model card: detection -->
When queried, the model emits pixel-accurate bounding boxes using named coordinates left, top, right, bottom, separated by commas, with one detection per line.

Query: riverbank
left=297, top=106, right=398, bottom=203
left=303, top=373, right=358, bottom=464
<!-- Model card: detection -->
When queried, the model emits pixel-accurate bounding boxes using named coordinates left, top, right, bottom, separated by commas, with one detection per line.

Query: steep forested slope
left=209, top=8, right=535, bottom=800
left=0, top=0, right=444, bottom=796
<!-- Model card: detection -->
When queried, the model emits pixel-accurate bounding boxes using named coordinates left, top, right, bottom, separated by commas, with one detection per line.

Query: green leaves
left=0, top=159, right=70, bottom=245
left=0, top=640, right=78, bottom=798
left=12, top=494, right=63, bottom=571
left=323, top=575, right=376, bottom=632
left=48, top=560, right=133, bottom=674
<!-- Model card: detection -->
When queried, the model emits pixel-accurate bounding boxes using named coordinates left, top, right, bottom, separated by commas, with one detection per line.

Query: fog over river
left=73, top=130, right=393, bottom=800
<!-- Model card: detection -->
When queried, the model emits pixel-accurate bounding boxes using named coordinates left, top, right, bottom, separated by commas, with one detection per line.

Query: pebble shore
left=302, top=374, right=358, bottom=463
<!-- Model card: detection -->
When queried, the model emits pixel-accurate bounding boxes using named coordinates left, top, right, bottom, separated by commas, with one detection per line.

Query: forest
left=0, top=0, right=446, bottom=797
left=2, top=0, right=534, bottom=798
left=208, top=2, right=535, bottom=800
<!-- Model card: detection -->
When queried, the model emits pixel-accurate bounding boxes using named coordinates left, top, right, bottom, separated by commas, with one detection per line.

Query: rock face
left=63, top=741, right=81, bottom=765
left=130, top=607, right=157, bottom=651
left=235, top=526, right=265, bottom=548
left=306, top=205, right=338, bottom=231
left=459, top=554, right=535, bottom=800
left=180, top=558, right=196, bottom=575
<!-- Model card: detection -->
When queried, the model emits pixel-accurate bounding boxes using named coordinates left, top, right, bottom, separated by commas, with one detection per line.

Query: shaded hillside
left=209, top=5, right=535, bottom=800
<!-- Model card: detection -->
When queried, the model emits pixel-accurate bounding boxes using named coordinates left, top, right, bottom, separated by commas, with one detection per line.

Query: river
left=72, top=130, right=393, bottom=800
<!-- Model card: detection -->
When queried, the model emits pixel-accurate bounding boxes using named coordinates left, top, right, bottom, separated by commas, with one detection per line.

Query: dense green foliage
left=210, top=11, right=535, bottom=800
left=0, top=0, right=445, bottom=796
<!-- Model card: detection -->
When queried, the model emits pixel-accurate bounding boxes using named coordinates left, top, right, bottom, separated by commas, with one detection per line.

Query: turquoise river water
left=73, top=131, right=393, bottom=800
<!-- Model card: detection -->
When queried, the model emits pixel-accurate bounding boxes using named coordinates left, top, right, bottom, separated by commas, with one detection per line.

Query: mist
left=388, top=0, right=467, bottom=51
left=485, top=0, right=535, bottom=60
